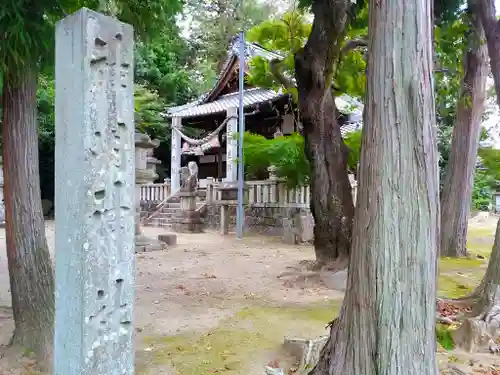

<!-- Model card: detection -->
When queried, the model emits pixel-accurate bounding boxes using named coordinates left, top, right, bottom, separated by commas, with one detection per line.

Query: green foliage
left=37, top=74, right=56, bottom=200
left=0, top=1, right=68, bottom=76
left=134, top=84, right=169, bottom=140
left=434, top=16, right=468, bottom=181
left=135, top=24, right=198, bottom=105
left=37, top=74, right=55, bottom=149
left=0, top=0, right=183, bottom=78
left=242, top=132, right=309, bottom=187
left=472, top=169, right=494, bottom=211
left=478, top=147, right=500, bottom=188
left=436, top=324, right=455, bottom=350
left=246, top=10, right=367, bottom=99
left=185, top=0, right=276, bottom=72
left=242, top=130, right=362, bottom=187
left=344, top=130, right=362, bottom=171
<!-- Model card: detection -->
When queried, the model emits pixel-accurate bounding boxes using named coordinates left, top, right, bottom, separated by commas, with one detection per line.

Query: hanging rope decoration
left=173, top=115, right=237, bottom=155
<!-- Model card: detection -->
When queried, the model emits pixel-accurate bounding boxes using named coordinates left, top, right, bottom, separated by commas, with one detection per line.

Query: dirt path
left=2, top=217, right=500, bottom=374
left=0, top=222, right=343, bottom=374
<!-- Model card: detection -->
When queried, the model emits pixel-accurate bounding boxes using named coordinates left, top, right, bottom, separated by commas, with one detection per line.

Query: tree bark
left=294, top=0, right=355, bottom=265
left=2, top=67, right=55, bottom=364
left=440, top=6, right=488, bottom=258
left=478, top=0, right=500, bottom=108
left=310, top=0, right=439, bottom=373
left=465, top=218, right=500, bottom=306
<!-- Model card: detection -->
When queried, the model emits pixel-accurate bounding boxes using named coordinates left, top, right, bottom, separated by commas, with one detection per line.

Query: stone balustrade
left=139, top=179, right=171, bottom=203
left=140, top=176, right=357, bottom=208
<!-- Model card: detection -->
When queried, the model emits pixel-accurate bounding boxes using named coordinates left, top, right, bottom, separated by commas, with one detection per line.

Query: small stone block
left=282, top=218, right=297, bottom=244
left=157, top=234, right=177, bottom=246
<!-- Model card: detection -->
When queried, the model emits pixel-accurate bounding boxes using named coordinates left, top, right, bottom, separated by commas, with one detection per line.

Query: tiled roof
left=166, top=88, right=286, bottom=118
left=341, top=121, right=362, bottom=136
left=164, top=35, right=364, bottom=124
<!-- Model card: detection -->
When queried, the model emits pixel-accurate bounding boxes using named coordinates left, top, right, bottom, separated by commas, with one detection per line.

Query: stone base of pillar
left=172, top=210, right=204, bottom=233
left=157, top=233, right=177, bottom=246
left=135, top=234, right=169, bottom=253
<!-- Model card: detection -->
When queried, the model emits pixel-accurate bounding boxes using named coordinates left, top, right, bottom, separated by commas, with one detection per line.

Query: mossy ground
left=134, top=222, right=496, bottom=374
left=136, top=301, right=341, bottom=375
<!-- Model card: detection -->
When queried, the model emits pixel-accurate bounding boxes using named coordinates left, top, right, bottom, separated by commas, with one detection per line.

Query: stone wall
left=203, top=204, right=311, bottom=237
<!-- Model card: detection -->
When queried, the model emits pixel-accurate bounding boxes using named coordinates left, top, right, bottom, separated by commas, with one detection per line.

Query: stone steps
left=142, top=200, right=206, bottom=229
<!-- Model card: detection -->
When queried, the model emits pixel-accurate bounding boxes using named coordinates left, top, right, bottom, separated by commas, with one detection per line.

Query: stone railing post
left=206, top=177, right=215, bottom=204
left=267, top=166, right=278, bottom=204
left=216, top=182, right=239, bottom=235
left=163, top=178, right=171, bottom=199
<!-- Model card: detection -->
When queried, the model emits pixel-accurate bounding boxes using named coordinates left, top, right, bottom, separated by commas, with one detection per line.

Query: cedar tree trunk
left=295, top=0, right=355, bottom=265
left=2, top=67, right=55, bottom=363
left=310, top=0, right=439, bottom=373
left=440, top=6, right=488, bottom=258
left=467, top=218, right=500, bottom=304
left=478, top=0, right=500, bottom=108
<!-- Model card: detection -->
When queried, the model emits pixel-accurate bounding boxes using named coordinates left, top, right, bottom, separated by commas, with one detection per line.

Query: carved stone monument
left=172, top=161, right=204, bottom=233
left=54, top=9, right=135, bottom=374
left=135, top=132, right=169, bottom=252
left=0, top=157, right=5, bottom=228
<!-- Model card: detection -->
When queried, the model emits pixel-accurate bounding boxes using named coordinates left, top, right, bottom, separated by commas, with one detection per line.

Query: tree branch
left=269, top=59, right=296, bottom=90
left=339, top=38, right=368, bottom=61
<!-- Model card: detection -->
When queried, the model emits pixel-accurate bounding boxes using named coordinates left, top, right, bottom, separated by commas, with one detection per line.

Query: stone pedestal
left=172, top=191, right=204, bottom=233
left=135, top=132, right=174, bottom=252
left=215, top=183, right=239, bottom=236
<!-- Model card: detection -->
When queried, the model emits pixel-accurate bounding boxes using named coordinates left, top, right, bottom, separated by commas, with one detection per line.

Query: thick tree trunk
left=2, top=68, right=55, bottom=364
left=466, top=218, right=500, bottom=305
left=478, top=0, right=500, bottom=108
left=310, top=0, right=439, bottom=373
left=294, top=0, right=355, bottom=265
left=440, top=7, right=488, bottom=258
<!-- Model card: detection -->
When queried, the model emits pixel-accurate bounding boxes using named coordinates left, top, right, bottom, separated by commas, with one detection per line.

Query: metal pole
left=236, top=31, right=245, bottom=239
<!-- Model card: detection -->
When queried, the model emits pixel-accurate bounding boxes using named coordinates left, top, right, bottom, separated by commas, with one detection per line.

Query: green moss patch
left=137, top=302, right=341, bottom=375
left=439, top=257, right=485, bottom=272
left=436, top=324, right=455, bottom=351
left=438, top=274, right=475, bottom=298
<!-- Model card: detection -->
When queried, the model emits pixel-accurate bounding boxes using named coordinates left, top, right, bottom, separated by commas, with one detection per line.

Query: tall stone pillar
left=225, top=107, right=238, bottom=182
left=54, top=9, right=135, bottom=374
left=0, top=157, right=5, bottom=228
left=171, top=116, right=182, bottom=192
left=135, top=132, right=167, bottom=252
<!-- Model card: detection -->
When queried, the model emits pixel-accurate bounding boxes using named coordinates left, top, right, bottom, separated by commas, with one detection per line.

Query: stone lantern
left=135, top=132, right=167, bottom=252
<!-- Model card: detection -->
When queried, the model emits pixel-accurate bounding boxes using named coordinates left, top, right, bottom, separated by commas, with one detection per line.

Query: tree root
left=452, top=284, right=500, bottom=353
left=282, top=336, right=328, bottom=375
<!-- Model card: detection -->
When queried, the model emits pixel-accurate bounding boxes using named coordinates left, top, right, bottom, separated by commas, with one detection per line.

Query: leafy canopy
left=246, top=10, right=367, bottom=100
left=0, top=0, right=183, bottom=77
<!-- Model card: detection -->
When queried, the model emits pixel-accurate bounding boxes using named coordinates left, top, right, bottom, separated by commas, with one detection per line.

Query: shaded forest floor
left=0, top=216, right=499, bottom=374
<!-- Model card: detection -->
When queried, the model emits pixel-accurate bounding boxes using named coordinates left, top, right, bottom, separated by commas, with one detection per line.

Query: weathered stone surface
left=282, top=218, right=297, bottom=244
left=157, top=234, right=177, bottom=246
left=320, top=270, right=348, bottom=291
left=135, top=234, right=167, bottom=253
left=54, top=8, right=135, bottom=375
left=298, top=214, right=314, bottom=243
